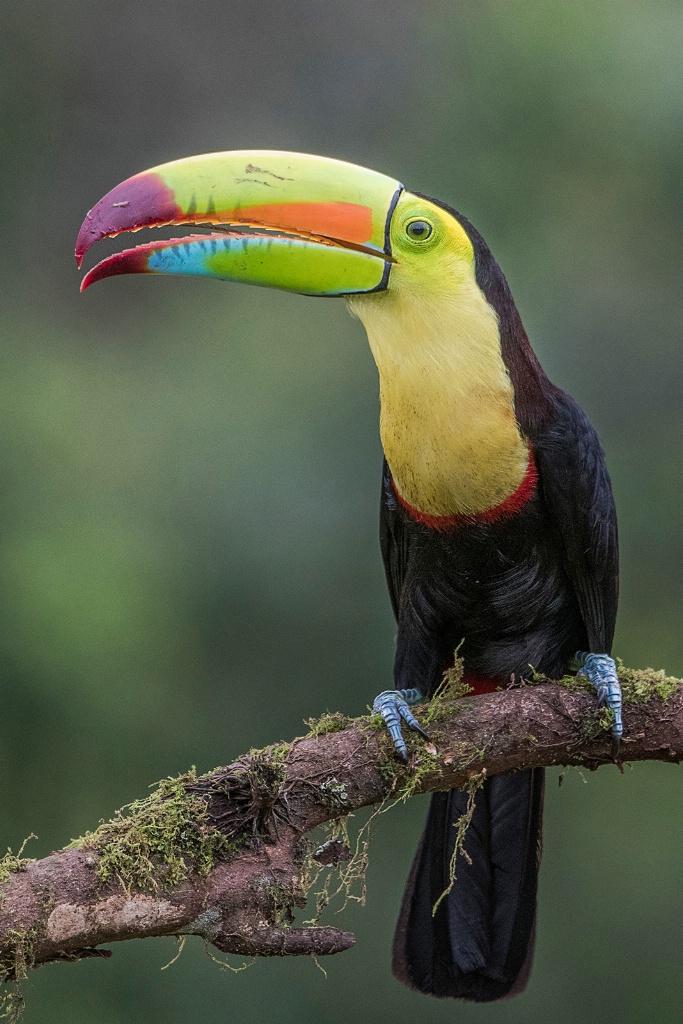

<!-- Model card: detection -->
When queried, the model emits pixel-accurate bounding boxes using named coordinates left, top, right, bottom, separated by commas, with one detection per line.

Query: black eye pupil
left=407, top=220, right=432, bottom=240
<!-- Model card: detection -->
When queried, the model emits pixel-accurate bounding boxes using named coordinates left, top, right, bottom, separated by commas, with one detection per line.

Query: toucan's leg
left=373, top=689, right=429, bottom=761
left=574, top=652, right=623, bottom=755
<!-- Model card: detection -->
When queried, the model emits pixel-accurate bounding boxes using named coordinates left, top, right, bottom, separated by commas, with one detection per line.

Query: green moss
left=0, top=928, right=36, bottom=979
left=0, top=837, right=36, bottom=888
left=364, top=713, right=385, bottom=732
left=555, top=673, right=593, bottom=693
left=542, top=663, right=680, bottom=703
left=304, top=711, right=352, bottom=737
left=304, top=814, right=369, bottom=924
left=432, top=772, right=485, bottom=915
left=423, top=649, right=472, bottom=726
left=0, top=927, right=38, bottom=1022
left=261, top=880, right=296, bottom=929
left=579, top=708, right=615, bottom=743
left=68, top=769, right=235, bottom=893
left=615, top=661, right=679, bottom=703
left=395, top=750, right=442, bottom=801
left=263, top=743, right=290, bottom=764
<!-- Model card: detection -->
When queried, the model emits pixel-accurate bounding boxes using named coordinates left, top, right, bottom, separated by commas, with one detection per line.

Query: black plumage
left=384, top=201, right=618, bottom=1000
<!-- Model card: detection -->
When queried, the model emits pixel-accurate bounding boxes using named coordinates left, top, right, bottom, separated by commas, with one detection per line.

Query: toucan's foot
left=575, top=652, right=623, bottom=755
left=372, top=688, right=429, bottom=761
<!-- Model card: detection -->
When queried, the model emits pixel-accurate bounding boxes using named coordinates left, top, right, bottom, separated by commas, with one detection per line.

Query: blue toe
left=373, top=689, right=429, bottom=759
left=575, top=652, right=623, bottom=754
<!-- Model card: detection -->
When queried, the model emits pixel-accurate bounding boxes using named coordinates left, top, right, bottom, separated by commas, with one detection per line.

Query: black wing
left=532, top=391, right=619, bottom=653
left=379, top=458, right=411, bottom=622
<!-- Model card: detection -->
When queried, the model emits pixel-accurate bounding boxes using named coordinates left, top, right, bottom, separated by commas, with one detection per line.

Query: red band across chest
left=462, top=674, right=500, bottom=695
left=392, top=448, right=538, bottom=532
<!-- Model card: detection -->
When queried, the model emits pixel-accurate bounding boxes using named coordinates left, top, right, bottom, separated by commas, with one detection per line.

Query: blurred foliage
left=0, top=1, right=681, bottom=1021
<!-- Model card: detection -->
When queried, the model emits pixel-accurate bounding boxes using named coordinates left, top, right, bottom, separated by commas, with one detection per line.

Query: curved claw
left=576, top=652, right=623, bottom=756
left=373, top=689, right=429, bottom=761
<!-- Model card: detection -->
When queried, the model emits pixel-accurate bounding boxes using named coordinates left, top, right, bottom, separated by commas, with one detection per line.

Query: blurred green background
left=1, top=1, right=681, bottom=1021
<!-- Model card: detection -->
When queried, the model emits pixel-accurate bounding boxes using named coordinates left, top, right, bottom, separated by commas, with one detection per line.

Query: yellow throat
left=348, top=279, right=529, bottom=518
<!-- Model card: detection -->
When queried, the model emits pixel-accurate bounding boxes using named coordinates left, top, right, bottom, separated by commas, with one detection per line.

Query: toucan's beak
left=76, top=151, right=402, bottom=295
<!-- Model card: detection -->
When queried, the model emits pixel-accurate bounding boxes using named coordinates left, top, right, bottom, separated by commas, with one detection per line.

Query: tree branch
left=1, top=669, right=681, bottom=995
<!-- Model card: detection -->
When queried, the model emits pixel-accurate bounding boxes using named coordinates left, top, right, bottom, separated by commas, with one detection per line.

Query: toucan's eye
left=405, top=219, right=433, bottom=241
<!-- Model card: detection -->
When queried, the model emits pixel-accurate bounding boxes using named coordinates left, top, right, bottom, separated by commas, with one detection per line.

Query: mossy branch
left=0, top=665, right=681, bottom=1014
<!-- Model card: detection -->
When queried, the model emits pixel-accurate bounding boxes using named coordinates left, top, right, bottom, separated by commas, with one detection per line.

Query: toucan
left=76, top=151, right=622, bottom=1002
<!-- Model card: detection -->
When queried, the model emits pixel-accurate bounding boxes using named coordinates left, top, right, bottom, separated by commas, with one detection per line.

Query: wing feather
left=532, top=392, right=619, bottom=652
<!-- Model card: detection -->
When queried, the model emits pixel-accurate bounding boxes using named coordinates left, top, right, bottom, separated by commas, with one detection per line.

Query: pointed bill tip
left=75, top=171, right=181, bottom=267
left=80, top=245, right=154, bottom=291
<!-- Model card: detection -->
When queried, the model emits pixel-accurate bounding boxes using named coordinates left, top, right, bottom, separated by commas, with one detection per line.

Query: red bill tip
left=75, top=172, right=181, bottom=268
left=80, top=245, right=153, bottom=291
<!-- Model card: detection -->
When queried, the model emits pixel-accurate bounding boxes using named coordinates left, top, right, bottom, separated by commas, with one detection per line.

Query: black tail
left=392, top=768, right=544, bottom=1002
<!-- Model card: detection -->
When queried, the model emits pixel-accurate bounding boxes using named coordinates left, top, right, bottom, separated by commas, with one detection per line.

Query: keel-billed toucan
left=76, top=151, right=622, bottom=1001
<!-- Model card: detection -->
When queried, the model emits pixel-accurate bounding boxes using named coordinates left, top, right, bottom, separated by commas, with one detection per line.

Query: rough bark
left=0, top=673, right=681, bottom=986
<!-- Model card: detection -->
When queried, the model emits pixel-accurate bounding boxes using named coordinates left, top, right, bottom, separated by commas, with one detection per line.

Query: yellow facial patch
left=348, top=193, right=529, bottom=518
